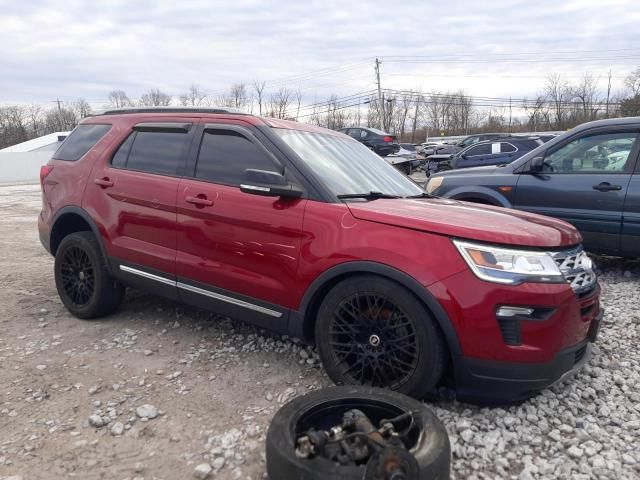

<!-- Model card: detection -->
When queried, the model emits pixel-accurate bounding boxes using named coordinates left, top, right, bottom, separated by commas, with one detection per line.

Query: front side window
left=195, top=130, right=279, bottom=185
left=53, top=124, right=111, bottom=161
left=273, top=129, right=422, bottom=198
left=543, top=131, right=638, bottom=173
left=111, top=130, right=189, bottom=176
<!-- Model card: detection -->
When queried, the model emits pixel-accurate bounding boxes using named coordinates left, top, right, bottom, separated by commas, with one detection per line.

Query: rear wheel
left=315, top=275, right=446, bottom=399
left=54, top=232, right=124, bottom=319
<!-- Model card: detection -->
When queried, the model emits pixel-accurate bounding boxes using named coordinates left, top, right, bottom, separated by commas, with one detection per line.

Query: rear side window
left=52, top=124, right=111, bottom=161
left=195, top=130, right=279, bottom=186
left=465, top=144, right=491, bottom=156
left=111, top=130, right=189, bottom=176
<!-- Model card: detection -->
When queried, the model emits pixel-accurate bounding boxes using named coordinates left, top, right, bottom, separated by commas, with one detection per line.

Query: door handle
left=185, top=195, right=214, bottom=207
left=94, top=177, right=114, bottom=188
left=593, top=182, right=622, bottom=192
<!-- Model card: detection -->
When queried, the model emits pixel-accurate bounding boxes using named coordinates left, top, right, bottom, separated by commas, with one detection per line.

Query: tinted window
left=346, top=129, right=361, bottom=139
left=111, top=133, right=135, bottom=168
left=501, top=142, right=517, bottom=153
left=195, top=130, right=279, bottom=185
left=119, top=131, right=189, bottom=175
left=52, top=124, right=111, bottom=161
left=544, top=132, right=638, bottom=173
left=465, top=144, right=492, bottom=156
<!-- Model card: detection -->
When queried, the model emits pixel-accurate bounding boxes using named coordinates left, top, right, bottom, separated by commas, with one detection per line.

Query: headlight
left=453, top=240, right=564, bottom=285
left=426, top=176, right=443, bottom=194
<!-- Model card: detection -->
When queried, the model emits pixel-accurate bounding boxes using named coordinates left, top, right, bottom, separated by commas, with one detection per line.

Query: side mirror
left=529, top=156, right=544, bottom=173
left=240, top=169, right=303, bottom=198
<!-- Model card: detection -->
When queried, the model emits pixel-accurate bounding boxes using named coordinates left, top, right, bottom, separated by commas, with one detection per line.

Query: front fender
left=442, top=185, right=511, bottom=208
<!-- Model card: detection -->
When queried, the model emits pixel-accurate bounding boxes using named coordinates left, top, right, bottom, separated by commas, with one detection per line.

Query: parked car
left=426, top=117, right=640, bottom=258
left=39, top=107, right=601, bottom=403
left=426, top=137, right=544, bottom=175
left=386, top=144, right=422, bottom=174
left=337, top=127, right=400, bottom=156
left=423, top=133, right=510, bottom=156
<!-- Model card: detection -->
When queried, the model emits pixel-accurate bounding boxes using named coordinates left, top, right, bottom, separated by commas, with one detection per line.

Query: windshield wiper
left=405, top=192, right=435, bottom=199
left=337, top=191, right=401, bottom=200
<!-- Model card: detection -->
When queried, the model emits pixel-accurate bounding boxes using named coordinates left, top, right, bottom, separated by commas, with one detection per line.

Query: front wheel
left=54, top=232, right=124, bottom=319
left=315, top=275, right=446, bottom=399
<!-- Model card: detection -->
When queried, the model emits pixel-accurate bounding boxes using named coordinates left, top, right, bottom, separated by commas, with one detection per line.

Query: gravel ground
left=1, top=184, right=639, bottom=480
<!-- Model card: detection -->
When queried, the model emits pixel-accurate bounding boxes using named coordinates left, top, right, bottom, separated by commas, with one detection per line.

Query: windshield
left=273, top=129, right=423, bottom=198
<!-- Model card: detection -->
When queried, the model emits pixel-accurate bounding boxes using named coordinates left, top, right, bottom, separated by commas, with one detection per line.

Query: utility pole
left=55, top=99, right=62, bottom=112
left=375, top=58, right=385, bottom=131
left=508, top=96, right=512, bottom=133
left=411, top=95, right=420, bottom=143
left=606, top=69, right=612, bottom=119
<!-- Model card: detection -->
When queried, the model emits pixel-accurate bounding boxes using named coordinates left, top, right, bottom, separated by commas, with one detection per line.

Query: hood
left=431, top=164, right=504, bottom=178
left=346, top=198, right=581, bottom=248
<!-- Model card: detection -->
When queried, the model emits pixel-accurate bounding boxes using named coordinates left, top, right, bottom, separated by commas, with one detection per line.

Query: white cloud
left=0, top=0, right=638, bottom=106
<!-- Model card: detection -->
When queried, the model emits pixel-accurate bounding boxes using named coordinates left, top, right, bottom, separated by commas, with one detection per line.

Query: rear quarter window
left=52, top=124, right=111, bottom=161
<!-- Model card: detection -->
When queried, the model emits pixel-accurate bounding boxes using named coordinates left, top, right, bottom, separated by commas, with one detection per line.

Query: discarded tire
left=266, top=386, right=450, bottom=480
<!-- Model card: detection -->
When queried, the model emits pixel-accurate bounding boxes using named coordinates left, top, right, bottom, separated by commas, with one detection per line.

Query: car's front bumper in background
left=454, top=308, right=602, bottom=404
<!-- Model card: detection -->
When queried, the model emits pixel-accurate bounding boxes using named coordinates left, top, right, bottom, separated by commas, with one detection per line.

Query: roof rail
left=97, top=106, right=247, bottom=116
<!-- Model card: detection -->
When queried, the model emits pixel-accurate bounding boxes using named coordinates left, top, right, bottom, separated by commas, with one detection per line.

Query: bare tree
left=294, top=89, right=303, bottom=120
left=544, top=73, right=570, bottom=129
left=268, top=87, right=292, bottom=119
left=179, top=84, right=207, bottom=106
left=625, top=67, right=640, bottom=97
left=139, top=88, right=172, bottom=107
left=253, top=80, right=266, bottom=116
left=44, top=105, right=78, bottom=132
left=230, top=83, right=248, bottom=109
left=569, top=73, right=600, bottom=122
left=108, top=90, right=132, bottom=108
left=74, top=98, right=92, bottom=119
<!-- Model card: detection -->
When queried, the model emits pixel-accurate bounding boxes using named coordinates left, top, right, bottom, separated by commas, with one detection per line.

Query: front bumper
left=454, top=308, right=602, bottom=404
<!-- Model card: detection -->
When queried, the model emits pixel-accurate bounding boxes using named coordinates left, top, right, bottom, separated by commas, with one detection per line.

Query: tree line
left=2, top=68, right=640, bottom=149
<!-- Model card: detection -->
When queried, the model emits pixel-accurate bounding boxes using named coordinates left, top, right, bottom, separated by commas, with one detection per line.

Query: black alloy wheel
left=316, top=275, right=446, bottom=399
left=59, top=246, right=96, bottom=307
left=328, top=292, right=419, bottom=390
left=54, top=232, right=124, bottom=319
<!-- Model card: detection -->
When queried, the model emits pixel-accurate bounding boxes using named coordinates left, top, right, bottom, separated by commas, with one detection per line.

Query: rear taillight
left=383, top=136, right=393, bottom=142
left=40, top=165, right=53, bottom=186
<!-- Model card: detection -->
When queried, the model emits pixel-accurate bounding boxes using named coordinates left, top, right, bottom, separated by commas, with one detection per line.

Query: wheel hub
left=368, top=334, right=381, bottom=347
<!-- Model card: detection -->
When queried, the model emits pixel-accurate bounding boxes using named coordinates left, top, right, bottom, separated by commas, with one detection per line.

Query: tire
left=54, top=232, right=124, bottom=319
left=266, top=386, right=451, bottom=480
left=315, top=275, right=446, bottom=399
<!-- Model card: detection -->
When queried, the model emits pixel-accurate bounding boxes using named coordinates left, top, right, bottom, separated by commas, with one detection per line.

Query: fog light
left=496, top=306, right=535, bottom=317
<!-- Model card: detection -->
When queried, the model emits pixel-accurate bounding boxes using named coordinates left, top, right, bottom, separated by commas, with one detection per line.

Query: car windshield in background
left=400, top=144, right=417, bottom=151
left=273, top=129, right=423, bottom=198
left=365, top=127, right=389, bottom=135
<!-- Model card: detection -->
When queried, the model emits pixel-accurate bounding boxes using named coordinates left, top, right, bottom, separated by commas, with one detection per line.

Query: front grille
left=552, top=247, right=597, bottom=295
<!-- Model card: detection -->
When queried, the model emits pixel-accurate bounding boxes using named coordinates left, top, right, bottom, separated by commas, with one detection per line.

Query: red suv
left=39, top=108, right=602, bottom=403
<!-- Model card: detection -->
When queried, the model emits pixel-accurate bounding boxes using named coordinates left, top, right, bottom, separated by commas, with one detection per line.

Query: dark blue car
left=426, top=137, right=544, bottom=175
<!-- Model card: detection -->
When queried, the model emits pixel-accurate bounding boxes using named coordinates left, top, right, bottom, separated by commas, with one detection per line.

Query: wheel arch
left=291, top=261, right=461, bottom=356
left=50, top=206, right=111, bottom=273
left=446, top=186, right=511, bottom=207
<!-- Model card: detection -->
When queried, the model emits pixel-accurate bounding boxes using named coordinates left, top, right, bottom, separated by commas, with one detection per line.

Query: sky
left=1, top=0, right=640, bottom=109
